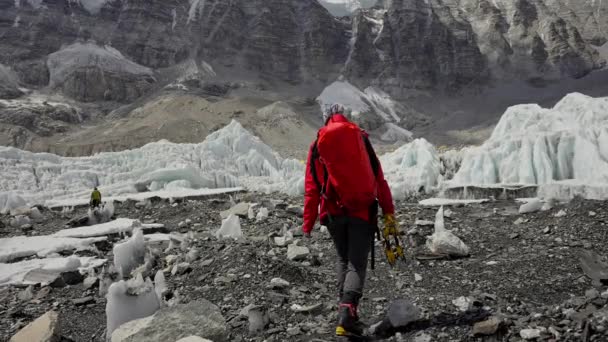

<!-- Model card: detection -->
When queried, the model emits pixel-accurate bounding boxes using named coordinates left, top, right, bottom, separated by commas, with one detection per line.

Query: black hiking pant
left=327, top=216, right=374, bottom=305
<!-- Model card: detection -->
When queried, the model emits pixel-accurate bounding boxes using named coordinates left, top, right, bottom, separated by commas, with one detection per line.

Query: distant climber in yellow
left=90, top=187, right=102, bottom=208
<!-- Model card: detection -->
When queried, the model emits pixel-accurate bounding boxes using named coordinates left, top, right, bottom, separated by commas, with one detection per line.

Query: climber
left=90, top=187, right=102, bottom=208
left=302, top=104, right=399, bottom=338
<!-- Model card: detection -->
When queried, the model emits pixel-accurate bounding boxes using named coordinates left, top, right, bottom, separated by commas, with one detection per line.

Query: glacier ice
left=0, top=192, right=26, bottom=215
left=256, top=207, right=269, bottom=222
left=418, top=198, right=489, bottom=207
left=519, top=198, right=544, bottom=214
left=154, top=270, right=167, bottom=303
left=215, top=214, right=243, bottom=240
left=0, top=120, right=303, bottom=206
left=380, top=138, right=441, bottom=199
left=426, top=206, right=470, bottom=257
left=453, top=93, right=608, bottom=188
left=113, top=229, right=146, bottom=279
left=88, top=201, right=115, bottom=225
left=0, top=235, right=107, bottom=263
left=0, top=256, right=107, bottom=286
left=106, top=274, right=160, bottom=340
left=9, top=215, right=31, bottom=228
left=53, top=218, right=160, bottom=238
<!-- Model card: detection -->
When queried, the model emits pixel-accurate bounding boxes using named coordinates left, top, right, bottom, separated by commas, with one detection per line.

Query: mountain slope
left=0, top=0, right=607, bottom=154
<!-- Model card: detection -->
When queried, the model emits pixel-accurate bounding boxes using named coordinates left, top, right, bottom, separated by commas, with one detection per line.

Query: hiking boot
left=336, top=303, right=365, bottom=337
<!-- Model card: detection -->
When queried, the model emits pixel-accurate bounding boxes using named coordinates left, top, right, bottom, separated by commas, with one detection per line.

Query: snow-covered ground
left=0, top=120, right=303, bottom=207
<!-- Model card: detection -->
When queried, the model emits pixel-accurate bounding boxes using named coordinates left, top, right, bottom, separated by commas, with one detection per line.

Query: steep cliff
left=0, top=0, right=607, bottom=154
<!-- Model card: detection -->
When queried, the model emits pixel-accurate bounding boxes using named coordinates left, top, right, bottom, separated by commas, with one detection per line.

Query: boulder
left=473, top=317, right=501, bottom=336
left=111, top=300, right=227, bottom=342
left=10, top=311, right=60, bottom=342
left=287, top=244, right=310, bottom=261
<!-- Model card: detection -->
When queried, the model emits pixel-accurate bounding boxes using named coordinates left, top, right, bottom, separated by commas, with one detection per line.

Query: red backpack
left=310, top=119, right=379, bottom=213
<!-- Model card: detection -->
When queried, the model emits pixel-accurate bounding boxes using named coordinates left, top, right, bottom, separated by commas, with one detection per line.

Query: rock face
left=111, top=300, right=228, bottom=342
left=1, top=0, right=603, bottom=98
left=0, top=0, right=348, bottom=89
left=544, top=0, right=608, bottom=46
left=0, top=0, right=607, bottom=153
left=47, top=43, right=155, bottom=102
left=345, top=0, right=604, bottom=99
left=0, top=98, right=82, bottom=137
left=0, top=64, right=22, bottom=99
left=346, top=1, right=489, bottom=95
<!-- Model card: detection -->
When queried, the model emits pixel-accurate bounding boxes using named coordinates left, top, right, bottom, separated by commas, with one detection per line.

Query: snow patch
left=317, top=80, right=403, bottom=126
left=381, top=123, right=412, bottom=143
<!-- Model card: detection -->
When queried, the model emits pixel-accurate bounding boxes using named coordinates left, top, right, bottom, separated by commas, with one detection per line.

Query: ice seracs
left=0, top=120, right=303, bottom=206
left=113, top=229, right=146, bottom=278
left=452, top=93, right=608, bottom=187
left=105, top=274, right=160, bottom=340
left=0, top=192, right=26, bottom=215
left=380, top=139, right=441, bottom=199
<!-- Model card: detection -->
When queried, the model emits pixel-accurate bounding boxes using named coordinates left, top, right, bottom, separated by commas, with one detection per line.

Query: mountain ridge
left=0, top=0, right=607, bottom=155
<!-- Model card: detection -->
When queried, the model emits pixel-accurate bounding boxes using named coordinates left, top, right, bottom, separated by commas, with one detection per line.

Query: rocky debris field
left=1, top=194, right=607, bottom=342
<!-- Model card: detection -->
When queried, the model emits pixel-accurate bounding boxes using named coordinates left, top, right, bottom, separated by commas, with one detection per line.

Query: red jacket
left=302, top=115, right=395, bottom=234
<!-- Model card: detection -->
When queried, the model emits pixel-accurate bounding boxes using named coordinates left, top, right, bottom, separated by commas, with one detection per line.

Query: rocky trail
left=1, top=194, right=607, bottom=342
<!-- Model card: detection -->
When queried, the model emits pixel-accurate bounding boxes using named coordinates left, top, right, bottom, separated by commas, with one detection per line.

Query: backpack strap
left=363, top=135, right=380, bottom=178
left=309, top=140, right=328, bottom=196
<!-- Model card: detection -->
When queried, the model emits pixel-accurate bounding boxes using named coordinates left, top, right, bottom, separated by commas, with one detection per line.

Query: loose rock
left=287, top=244, right=310, bottom=261
left=111, top=300, right=227, bottom=342
left=473, top=317, right=501, bottom=336
left=520, top=328, right=541, bottom=340
left=220, top=202, right=250, bottom=219
left=10, top=311, right=59, bottom=342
